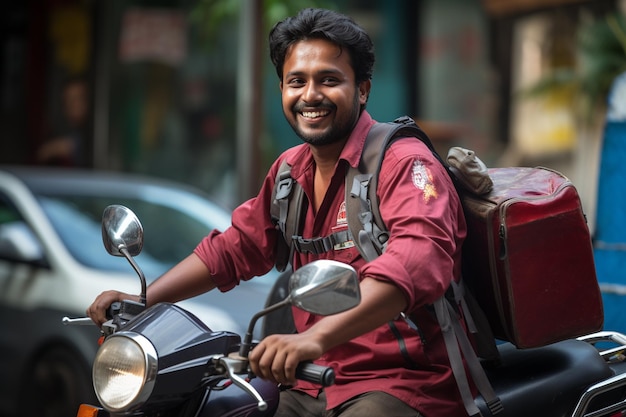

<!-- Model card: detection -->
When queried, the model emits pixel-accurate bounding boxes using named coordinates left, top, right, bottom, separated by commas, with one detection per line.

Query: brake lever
left=62, top=299, right=143, bottom=335
left=212, top=355, right=268, bottom=412
left=61, top=317, right=94, bottom=325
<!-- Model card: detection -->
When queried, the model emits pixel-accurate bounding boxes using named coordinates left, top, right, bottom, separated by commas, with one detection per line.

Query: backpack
left=270, top=116, right=503, bottom=416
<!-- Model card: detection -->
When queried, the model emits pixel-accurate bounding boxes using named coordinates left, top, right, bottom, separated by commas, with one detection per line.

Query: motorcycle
left=64, top=204, right=626, bottom=417
left=63, top=205, right=361, bottom=417
left=265, top=275, right=626, bottom=417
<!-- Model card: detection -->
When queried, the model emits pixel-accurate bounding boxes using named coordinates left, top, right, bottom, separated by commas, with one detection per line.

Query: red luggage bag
left=461, top=167, right=604, bottom=348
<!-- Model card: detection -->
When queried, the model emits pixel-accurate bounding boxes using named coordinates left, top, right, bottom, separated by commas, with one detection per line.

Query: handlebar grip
left=106, top=302, right=121, bottom=320
left=295, top=362, right=335, bottom=387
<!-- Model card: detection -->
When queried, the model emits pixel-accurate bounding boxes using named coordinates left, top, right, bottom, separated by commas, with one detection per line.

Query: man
left=88, top=8, right=467, bottom=417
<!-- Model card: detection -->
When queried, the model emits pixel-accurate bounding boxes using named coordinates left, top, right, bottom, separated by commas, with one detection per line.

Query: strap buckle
left=292, top=230, right=353, bottom=254
left=275, top=172, right=294, bottom=200
left=293, top=235, right=334, bottom=254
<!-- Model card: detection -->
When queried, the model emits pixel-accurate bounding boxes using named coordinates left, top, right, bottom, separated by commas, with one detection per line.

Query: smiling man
left=88, top=8, right=467, bottom=417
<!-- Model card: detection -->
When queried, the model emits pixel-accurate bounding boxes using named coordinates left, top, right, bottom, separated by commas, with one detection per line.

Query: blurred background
left=0, top=0, right=619, bottom=206
left=1, top=0, right=626, bottom=323
left=5, top=3, right=626, bottom=415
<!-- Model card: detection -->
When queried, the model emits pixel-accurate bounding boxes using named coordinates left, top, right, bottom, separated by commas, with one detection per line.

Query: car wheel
left=19, top=347, right=97, bottom=417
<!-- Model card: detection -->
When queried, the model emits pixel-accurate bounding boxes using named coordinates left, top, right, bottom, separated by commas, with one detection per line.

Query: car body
left=0, top=165, right=282, bottom=417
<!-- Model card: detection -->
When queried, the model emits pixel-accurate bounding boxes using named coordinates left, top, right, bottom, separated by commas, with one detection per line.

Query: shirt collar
left=340, top=110, right=375, bottom=169
left=285, top=110, right=376, bottom=178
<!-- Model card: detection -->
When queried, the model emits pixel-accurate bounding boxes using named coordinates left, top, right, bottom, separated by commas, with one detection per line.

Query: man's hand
left=86, top=254, right=217, bottom=327
left=87, top=290, right=137, bottom=327
left=248, top=332, right=324, bottom=385
left=248, top=277, right=407, bottom=385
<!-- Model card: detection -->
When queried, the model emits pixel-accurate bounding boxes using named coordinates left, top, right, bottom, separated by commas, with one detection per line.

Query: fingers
left=86, top=290, right=123, bottom=327
left=248, top=335, right=315, bottom=385
left=249, top=338, right=276, bottom=383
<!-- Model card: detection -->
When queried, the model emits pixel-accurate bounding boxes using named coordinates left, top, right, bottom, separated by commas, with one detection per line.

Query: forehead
left=283, top=38, right=354, bottom=78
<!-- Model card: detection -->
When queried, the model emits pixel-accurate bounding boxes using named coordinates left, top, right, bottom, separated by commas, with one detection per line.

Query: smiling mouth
left=300, top=110, right=330, bottom=119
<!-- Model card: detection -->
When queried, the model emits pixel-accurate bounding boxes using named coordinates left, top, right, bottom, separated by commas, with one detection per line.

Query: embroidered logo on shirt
left=337, top=201, right=347, bottom=225
left=332, top=201, right=355, bottom=250
left=412, top=159, right=438, bottom=202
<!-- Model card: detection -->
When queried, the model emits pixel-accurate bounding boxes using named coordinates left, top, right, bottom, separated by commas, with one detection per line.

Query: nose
left=302, top=81, right=323, bottom=103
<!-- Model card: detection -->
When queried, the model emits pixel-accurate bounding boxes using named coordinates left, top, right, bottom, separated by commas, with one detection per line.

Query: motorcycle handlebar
left=106, top=301, right=121, bottom=319
left=295, top=362, right=335, bottom=387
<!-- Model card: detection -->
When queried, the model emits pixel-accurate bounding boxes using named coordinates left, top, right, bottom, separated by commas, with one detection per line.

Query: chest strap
left=292, top=230, right=352, bottom=254
left=273, top=161, right=354, bottom=259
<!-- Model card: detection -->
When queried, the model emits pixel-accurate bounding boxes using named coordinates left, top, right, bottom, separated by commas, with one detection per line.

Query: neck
left=309, top=138, right=347, bottom=177
left=310, top=139, right=347, bottom=213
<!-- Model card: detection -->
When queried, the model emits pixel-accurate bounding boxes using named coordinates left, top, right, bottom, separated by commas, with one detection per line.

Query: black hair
left=269, top=8, right=375, bottom=84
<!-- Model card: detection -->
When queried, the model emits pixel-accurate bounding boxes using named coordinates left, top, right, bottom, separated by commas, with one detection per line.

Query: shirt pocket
left=329, top=243, right=360, bottom=266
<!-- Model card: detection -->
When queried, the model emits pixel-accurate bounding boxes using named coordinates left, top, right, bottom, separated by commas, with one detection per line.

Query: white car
left=0, top=165, right=283, bottom=417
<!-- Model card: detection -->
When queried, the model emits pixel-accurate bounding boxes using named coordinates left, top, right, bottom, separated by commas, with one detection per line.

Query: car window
left=0, top=194, right=22, bottom=225
left=38, top=195, right=213, bottom=278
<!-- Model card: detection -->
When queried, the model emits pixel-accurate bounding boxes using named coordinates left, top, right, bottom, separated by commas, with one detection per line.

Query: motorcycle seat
left=475, top=338, right=613, bottom=417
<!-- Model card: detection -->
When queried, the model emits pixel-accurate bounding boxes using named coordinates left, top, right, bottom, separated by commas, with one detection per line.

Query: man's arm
left=248, top=276, right=407, bottom=385
left=87, top=253, right=216, bottom=326
left=147, top=253, right=217, bottom=305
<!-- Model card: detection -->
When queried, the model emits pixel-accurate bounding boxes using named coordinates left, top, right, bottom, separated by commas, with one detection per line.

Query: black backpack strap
left=346, top=116, right=502, bottom=416
left=271, top=160, right=355, bottom=265
left=345, top=116, right=441, bottom=261
left=292, top=230, right=352, bottom=254
left=271, top=160, right=306, bottom=272
left=435, top=294, right=504, bottom=416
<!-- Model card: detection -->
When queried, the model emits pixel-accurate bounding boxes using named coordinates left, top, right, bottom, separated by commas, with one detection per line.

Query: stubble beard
left=288, top=94, right=362, bottom=146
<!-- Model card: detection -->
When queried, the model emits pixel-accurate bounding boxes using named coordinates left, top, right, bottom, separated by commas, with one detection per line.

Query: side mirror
left=239, top=259, right=360, bottom=357
left=102, top=204, right=143, bottom=257
left=289, top=259, right=360, bottom=315
left=101, top=205, right=147, bottom=306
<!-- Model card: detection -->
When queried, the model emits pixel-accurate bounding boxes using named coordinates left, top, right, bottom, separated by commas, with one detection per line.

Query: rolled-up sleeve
left=359, top=138, right=466, bottom=311
left=193, top=159, right=284, bottom=292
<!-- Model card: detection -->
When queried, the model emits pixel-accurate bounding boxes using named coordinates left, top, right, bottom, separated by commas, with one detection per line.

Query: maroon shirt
left=195, top=111, right=468, bottom=416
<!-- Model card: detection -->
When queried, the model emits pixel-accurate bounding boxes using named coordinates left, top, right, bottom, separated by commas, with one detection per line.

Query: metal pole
left=236, top=0, right=263, bottom=204
left=92, top=0, right=117, bottom=169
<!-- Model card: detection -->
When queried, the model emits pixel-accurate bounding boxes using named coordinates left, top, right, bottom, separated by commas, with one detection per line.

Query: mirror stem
left=120, top=246, right=147, bottom=306
left=238, top=297, right=291, bottom=358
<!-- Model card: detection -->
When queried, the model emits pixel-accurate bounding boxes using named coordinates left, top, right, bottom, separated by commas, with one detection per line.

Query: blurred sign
left=50, top=5, right=91, bottom=74
left=119, top=8, right=187, bottom=66
left=482, top=0, right=587, bottom=16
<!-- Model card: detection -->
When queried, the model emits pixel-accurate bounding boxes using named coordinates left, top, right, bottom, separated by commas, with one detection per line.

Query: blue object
left=595, top=71, right=626, bottom=333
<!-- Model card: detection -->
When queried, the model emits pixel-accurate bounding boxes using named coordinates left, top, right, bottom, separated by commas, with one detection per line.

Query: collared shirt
left=194, top=111, right=468, bottom=416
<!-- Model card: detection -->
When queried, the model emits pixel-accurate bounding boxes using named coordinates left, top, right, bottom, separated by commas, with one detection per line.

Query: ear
left=358, top=80, right=371, bottom=105
left=280, top=81, right=284, bottom=92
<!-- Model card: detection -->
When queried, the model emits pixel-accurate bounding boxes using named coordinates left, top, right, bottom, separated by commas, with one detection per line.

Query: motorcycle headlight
left=93, top=332, right=157, bottom=412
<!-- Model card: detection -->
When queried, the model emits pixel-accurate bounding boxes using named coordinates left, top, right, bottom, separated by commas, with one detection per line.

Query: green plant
left=523, top=12, right=626, bottom=122
left=190, top=0, right=338, bottom=46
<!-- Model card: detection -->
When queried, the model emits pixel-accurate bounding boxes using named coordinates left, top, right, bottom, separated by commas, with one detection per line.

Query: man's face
left=280, top=38, right=370, bottom=146
left=64, top=81, right=88, bottom=127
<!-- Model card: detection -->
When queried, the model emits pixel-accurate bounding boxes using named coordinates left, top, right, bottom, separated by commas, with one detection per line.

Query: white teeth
left=301, top=111, right=328, bottom=118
